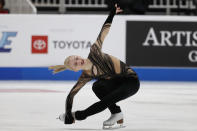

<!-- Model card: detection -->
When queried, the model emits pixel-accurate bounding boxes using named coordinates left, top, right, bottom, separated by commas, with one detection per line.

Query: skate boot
left=57, top=113, right=65, bottom=122
left=103, top=112, right=124, bottom=129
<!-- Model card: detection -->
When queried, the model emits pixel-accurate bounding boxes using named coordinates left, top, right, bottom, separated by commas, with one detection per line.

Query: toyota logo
left=33, top=40, right=46, bottom=50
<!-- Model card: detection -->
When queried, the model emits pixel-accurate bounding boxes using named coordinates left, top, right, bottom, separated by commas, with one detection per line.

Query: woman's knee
left=126, top=79, right=140, bottom=96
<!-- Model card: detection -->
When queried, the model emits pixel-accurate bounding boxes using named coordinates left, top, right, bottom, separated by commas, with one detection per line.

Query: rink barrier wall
left=0, top=67, right=197, bottom=81
left=1, top=15, right=197, bottom=81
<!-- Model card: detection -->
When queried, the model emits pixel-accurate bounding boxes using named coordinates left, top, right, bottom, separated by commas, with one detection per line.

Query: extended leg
left=75, top=77, right=139, bottom=120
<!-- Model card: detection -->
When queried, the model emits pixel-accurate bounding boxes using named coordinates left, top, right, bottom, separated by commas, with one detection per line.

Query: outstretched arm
left=64, top=72, right=92, bottom=124
left=93, top=4, right=123, bottom=50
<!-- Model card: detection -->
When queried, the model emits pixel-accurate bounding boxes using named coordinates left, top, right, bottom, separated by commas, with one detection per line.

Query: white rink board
left=0, top=15, right=125, bottom=67
left=1, top=15, right=197, bottom=67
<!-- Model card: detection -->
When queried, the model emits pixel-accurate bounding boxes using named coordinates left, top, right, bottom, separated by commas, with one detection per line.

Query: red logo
left=32, top=36, right=48, bottom=54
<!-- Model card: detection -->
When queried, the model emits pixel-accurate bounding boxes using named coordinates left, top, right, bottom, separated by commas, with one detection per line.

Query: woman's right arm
left=64, top=72, right=92, bottom=124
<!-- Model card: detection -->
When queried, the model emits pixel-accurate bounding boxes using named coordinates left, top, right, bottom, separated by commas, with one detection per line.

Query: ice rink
left=0, top=81, right=197, bottom=131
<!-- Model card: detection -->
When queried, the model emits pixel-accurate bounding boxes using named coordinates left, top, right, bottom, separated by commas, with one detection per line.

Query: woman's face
left=66, top=55, right=85, bottom=72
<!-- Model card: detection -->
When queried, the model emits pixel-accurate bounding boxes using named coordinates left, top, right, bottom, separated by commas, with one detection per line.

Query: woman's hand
left=64, top=112, right=75, bottom=124
left=115, top=4, right=123, bottom=14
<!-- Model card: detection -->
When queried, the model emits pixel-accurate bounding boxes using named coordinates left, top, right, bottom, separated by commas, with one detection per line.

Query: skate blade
left=103, top=124, right=126, bottom=130
left=56, top=116, right=63, bottom=122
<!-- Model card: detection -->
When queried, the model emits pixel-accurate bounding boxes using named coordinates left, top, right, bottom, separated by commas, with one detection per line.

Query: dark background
left=126, top=21, right=197, bottom=67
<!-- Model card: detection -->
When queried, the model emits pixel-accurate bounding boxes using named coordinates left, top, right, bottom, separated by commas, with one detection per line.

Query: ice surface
left=0, top=81, right=197, bottom=131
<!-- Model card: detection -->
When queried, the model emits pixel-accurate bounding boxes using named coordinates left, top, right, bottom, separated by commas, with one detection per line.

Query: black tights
left=75, top=76, right=140, bottom=120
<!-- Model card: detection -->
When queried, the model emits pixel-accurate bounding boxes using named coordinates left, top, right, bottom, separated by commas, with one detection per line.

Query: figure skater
left=49, top=2, right=140, bottom=129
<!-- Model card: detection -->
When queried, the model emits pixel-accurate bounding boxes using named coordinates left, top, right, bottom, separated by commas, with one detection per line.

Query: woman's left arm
left=93, top=4, right=122, bottom=50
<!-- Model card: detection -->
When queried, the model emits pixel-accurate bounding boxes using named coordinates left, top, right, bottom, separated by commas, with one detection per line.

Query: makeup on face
left=69, top=55, right=85, bottom=71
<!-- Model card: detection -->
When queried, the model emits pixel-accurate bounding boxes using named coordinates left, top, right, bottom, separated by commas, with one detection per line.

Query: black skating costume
left=64, top=6, right=140, bottom=124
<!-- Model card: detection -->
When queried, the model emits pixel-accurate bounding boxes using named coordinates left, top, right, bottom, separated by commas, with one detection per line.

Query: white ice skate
left=103, top=112, right=125, bottom=130
left=57, top=113, right=65, bottom=122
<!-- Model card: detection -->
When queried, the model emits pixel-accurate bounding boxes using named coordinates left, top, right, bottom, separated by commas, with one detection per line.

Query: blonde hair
left=49, top=56, right=71, bottom=74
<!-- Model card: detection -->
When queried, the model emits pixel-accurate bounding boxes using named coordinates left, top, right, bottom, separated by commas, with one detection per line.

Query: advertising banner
left=126, top=20, right=197, bottom=67
left=0, top=15, right=124, bottom=67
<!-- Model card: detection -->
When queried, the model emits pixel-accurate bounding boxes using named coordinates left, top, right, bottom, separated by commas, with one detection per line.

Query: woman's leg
left=92, top=79, right=121, bottom=114
left=75, top=77, right=140, bottom=120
